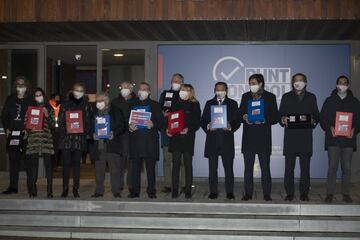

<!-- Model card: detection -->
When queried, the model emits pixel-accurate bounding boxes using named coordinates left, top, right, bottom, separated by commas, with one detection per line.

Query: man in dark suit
left=201, top=82, right=241, bottom=200
left=129, top=82, right=164, bottom=199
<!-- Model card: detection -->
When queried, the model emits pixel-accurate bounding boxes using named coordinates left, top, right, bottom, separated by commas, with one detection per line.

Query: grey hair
left=96, top=91, right=110, bottom=105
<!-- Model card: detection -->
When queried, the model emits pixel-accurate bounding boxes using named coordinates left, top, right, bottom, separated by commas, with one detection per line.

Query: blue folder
left=247, top=98, right=265, bottom=123
left=131, top=105, right=151, bottom=129
left=210, top=105, right=227, bottom=129
left=95, top=114, right=111, bottom=139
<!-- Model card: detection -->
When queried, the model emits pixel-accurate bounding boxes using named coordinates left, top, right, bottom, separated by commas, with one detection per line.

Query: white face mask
left=73, top=90, right=84, bottom=99
left=337, top=85, right=348, bottom=93
left=121, top=88, right=131, bottom=98
left=16, top=87, right=26, bottom=96
left=179, top=90, right=189, bottom=100
left=96, top=101, right=106, bottom=110
left=250, top=85, right=260, bottom=93
left=215, top=91, right=226, bottom=99
left=138, top=90, right=149, bottom=101
left=35, top=96, right=44, bottom=103
left=293, top=81, right=306, bottom=91
left=172, top=83, right=181, bottom=91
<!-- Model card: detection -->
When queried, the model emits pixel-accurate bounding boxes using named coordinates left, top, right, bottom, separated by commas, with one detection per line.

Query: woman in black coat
left=239, top=74, right=280, bottom=201
left=58, top=83, right=92, bottom=198
left=279, top=73, right=319, bottom=202
left=320, top=75, right=360, bottom=203
left=168, top=84, right=201, bottom=199
left=128, top=82, right=164, bottom=199
left=200, top=82, right=240, bottom=200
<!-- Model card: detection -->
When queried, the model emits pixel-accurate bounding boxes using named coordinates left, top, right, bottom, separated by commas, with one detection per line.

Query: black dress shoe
left=47, top=192, right=53, bottom=198
left=241, top=194, right=252, bottom=201
left=180, top=187, right=186, bottom=194
left=264, top=195, right=272, bottom=201
left=113, top=193, right=121, bottom=198
left=226, top=193, right=235, bottom=200
left=324, top=194, right=333, bottom=203
left=161, top=187, right=171, bottom=193
left=300, top=194, right=309, bottom=201
left=2, top=188, right=17, bottom=194
left=61, top=191, right=68, bottom=198
left=91, top=193, right=103, bottom=198
left=343, top=195, right=353, bottom=203
left=73, top=191, right=80, bottom=198
left=284, top=195, right=294, bottom=201
left=148, top=193, right=157, bottom=199
left=172, top=192, right=179, bottom=198
left=185, top=191, right=192, bottom=199
left=208, top=193, right=218, bottom=199
left=129, top=193, right=140, bottom=198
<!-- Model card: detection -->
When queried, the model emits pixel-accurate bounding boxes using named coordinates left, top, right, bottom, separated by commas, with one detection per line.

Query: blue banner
left=158, top=44, right=350, bottom=178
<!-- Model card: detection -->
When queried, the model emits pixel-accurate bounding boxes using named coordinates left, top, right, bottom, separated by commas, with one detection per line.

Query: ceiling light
left=113, top=53, right=124, bottom=57
left=1, top=75, right=7, bottom=79
left=102, top=49, right=110, bottom=51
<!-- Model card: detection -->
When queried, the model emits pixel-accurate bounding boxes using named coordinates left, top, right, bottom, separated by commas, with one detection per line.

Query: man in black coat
left=239, top=74, right=280, bottom=201
left=111, top=81, right=136, bottom=193
left=129, top=82, right=164, bottom=198
left=279, top=73, right=319, bottom=201
left=320, top=75, right=360, bottom=203
left=1, top=76, right=32, bottom=194
left=201, top=82, right=240, bottom=200
left=158, top=73, right=185, bottom=193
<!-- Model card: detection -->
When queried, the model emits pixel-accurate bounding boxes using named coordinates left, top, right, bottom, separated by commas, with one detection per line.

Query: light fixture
left=113, top=53, right=124, bottom=57
left=102, top=49, right=110, bottom=51
left=1, top=75, right=7, bottom=79
left=106, top=84, right=110, bottom=88
left=75, top=54, right=82, bottom=61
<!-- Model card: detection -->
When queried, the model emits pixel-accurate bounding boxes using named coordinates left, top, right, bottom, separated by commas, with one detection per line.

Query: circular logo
left=212, top=56, right=245, bottom=82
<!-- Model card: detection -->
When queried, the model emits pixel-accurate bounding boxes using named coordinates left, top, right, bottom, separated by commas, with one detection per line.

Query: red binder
left=25, top=106, right=44, bottom=131
left=66, top=110, right=84, bottom=134
left=334, top=112, right=353, bottom=137
left=168, top=110, right=185, bottom=135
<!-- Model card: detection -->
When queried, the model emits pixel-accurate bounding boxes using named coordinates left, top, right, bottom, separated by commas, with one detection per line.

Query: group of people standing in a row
left=1, top=72, right=359, bottom=203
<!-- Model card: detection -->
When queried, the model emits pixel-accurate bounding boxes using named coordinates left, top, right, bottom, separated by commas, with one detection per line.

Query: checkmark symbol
left=220, top=66, right=240, bottom=81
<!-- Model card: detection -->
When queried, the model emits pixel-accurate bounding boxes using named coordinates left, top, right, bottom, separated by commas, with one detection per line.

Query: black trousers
left=243, top=151, right=272, bottom=196
left=284, top=153, right=311, bottom=196
left=8, top=151, right=22, bottom=190
left=62, top=149, right=82, bottom=191
left=172, top=151, right=193, bottom=194
left=131, top=157, right=156, bottom=195
left=208, top=154, right=234, bottom=194
left=25, top=153, right=53, bottom=194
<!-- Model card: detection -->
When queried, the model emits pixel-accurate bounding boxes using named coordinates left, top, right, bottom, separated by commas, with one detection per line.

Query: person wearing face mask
left=239, top=74, right=280, bottom=201
left=279, top=73, right=319, bottom=202
left=320, top=75, right=360, bottom=203
left=111, top=81, right=136, bottom=195
left=91, top=92, right=125, bottom=198
left=1, top=76, right=33, bottom=195
left=200, top=82, right=241, bottom=200
left=57, top=83, right=92, bottom=198
left=159, top=73, right=186, bottom=193
left=25, top=88, right=55, bottom=198
left=128, top=82, right=164, bottom=199
left=167, top=84, right=201, bottom=199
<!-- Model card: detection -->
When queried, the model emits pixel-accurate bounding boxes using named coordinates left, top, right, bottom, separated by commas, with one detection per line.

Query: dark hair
left=248, top=74, right=265, bottom=86
left=33, top=87, right=49, bottom=105
left=172, top=73, right=184, bottom=82
left=73, top=82, right=86, bottom=91
left=292, top=73, right=307, bottom=83
left=214, top=82, right=228, bottom=91
left=336, top=75, right=350, bottom=85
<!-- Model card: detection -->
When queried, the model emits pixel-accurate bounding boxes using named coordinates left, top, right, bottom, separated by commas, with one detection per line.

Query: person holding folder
left=279, top=73, right=319, bottom=201
left=201, top=82, right=240, bottom=200
left=320, top=75, right=360, bottom=203
left=128, top=82, right=164, bottom=199
left=58, top=83, right=92, bottom=198
left=25, top=88, right=55, bottom=198
left=91, top=92, right=125, bottom=198
left=239, top=74, right=280, bottom=201
left=167, top=84, right=201, bottom=199
left=159, top=73, right=186, bottom=193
